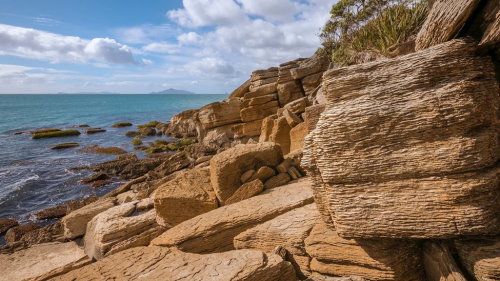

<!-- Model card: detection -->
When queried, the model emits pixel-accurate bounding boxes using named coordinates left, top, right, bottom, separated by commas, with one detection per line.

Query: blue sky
left=0, top=0, right=334, bottom=94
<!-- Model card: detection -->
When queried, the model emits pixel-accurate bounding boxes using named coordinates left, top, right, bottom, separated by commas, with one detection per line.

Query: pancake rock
left=198, top=98, right=242, bottom=130
left=455, top=237, right=500, bottom=281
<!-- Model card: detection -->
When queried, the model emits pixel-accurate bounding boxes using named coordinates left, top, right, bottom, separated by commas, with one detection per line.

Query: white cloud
left=114, top=24, right=177, bottom=44
left=184, top=57, right=236, bottom=77
left=0, top=24, right=137, bottom=64
left=177, top=32, right=202, bottom=45
left=167, top=0, right=248, bottom=27
left=142, top=42, right=180, bottom=54
left=236, top=0, right=298, bottom=22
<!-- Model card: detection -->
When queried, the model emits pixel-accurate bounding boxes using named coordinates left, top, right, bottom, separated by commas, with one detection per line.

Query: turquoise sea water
left=0, top=94, right=226, bottom=227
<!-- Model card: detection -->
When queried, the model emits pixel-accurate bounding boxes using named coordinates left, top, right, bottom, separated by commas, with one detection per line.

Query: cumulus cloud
left=184, top=57, right=237, bottom=78
left=114, top=24, right=177, bottom=44
left=177, top=32, right=202, bottom=45
left=236, top=0, right=298, bottom=22
left=167, top=0, right=248, bottom=27
left=142, top=42, right=180, bottom=54
left=0, top=24, right=137, bottom=64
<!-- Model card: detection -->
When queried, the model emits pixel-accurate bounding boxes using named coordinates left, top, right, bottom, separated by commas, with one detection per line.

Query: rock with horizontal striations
left=225, top=179, right=264, bottom=205
left=0, top=219, right=18, bottom=235
left=84, top=202, right=164, bottom=260
left=251, top=67, right=278, bottom=82
left=301, top=72, right=323, bottom=96
left=209, top=142, right=283, bottom=204
left=303, top=39, right=500, bottom=239
left=283, top=108, right=302, bottom=127
left=241, top=93, right=277, bottom=107
left=154, top=167, right=218, bottom=226
left=240, top=169, right=256, bottom=183
left=66, top=195, right=98, bottom=214
left=423, top=241, right=467, bottom=281
left=291, top=54, right=328, bottom=80
left=234, top=204, right=319, bottom=274
left=61, top=197, right=116, bottom=239
left=264, top=172, right=291, bottom=189
left=151, top=180, right=313, bottom=253
left=233, top=119, right=264, bottom=138
left=164, top=108, right=199, bottom=138
left=278, top=59, right=304, bottom=83
left=51, top=246, right=296, bottom=281
left=415, top=0, right=481, bottom=50
left=304, top=104, right=325, bottom=133
left=250, top=166, right=276, bottom=182
left=244, top=83, right=278, bottom=100
left=229, top=78, right=251, bottom=98
left=270, top=116, right=292, bottom=155
left=476, top=0, right=500, bottom=47
left=259, top=115, right=278, bottom=142
left=35, top=205, right=66, bottom=220
left=277, top=80, right=304, bottom=106
left=305, top=223, right=425, bottom=281
left=198, top=98, right=242, bottom=130
left=0, top=242, right=90, bottom=281
left=290, top=122, right=308, bottom=152
left=455, top=237, right=500, bottom=281
left=240, top=100, right=279, bottom=122
left=283, top=97, right=308, bottom=115
left=202, top=123, right=237, bottom=147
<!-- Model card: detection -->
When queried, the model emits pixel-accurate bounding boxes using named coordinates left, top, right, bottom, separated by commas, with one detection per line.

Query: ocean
left=0, top=94, right=226, bottom=228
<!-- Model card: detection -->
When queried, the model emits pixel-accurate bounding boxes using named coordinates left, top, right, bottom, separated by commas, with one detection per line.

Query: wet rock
left=35, top=205, right=66, bottom=220
left=90, top=154, right=164, bottom=180
left=139, top=127, right=156, bottom=136
left=0, top=219, right=18, bottom=235
left=209, top=142, right=283, bottom=204
left=50, top=143, right=80, bottom=149
left=15, top=128, right=60, bottom=135
left=225, top=179, right=264, bottom=205
left=32, top=129, right=81, bottom=139
left=5, top=224, right=41, bottom=244
left=111, top=122, right=132, bottom=128
left=91, top=179, right=112, bottom=188
left=74, top=124, right=90, bottom=128
left=125, top=130, right=140, bottom=137
left=85, top=128, right=106, bottom=134
left=80, top=172, right=109, bottom=184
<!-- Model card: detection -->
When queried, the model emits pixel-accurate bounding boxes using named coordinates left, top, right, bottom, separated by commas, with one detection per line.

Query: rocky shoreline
left=1, top=1, right=499, bottom=280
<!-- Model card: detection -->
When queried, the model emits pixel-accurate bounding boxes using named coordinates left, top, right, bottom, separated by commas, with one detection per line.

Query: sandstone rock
left=423, top=242, right=467, bottom=281
left=270, top=116, right=292, bottom=155
left=304, top=223, right=425, bottom=281
left=241, top=93, right=277, bottom=107
left=5, top=224, right=41, bottom=244
left=154, top=167, right=218, bottom=226
left=150, top=151, right=191, bottom=178
left=234, top=204, right=319, bottom=273
left=229, top=78, right=251, bottom=98
left=288, top=166, right=302, bottom=180
left=202, top=123, right=237, bottom=147
left=90, top=154, right=164, bottom=180
left=240, top=100, right=279, bottom=122
left=415, top=0, right=481, bottom=50
left=476, top=0, right=500, bottom=47
left=210, top=142, right=283, bottom=204
left=251, top=67, right=279, bottom=81
left=233, top=119, right=264, bottom=138
left=35, top=205, right=66, bottom=220
left=290, top=122, right=308, bottom=152
left=66, top=195, right=98, bottom=214
left=61, top=197, right=116, bottom=239
left=244, top=83, right=278, bottom=99
left=151, top=180, right=313, bottom=253
left=240, top=169, right=256, bottom=183
left=387, top=36, right=416, bottom=58
left=0, top=242, right=89, bottom=281
left=225, top=179, right=264, bottom=205
left=283, top=108, right=302, bottom=127
left=136, top=198, right=154, bottom=211
left=303, top=39, right=500, bottom=239
left=291, top=54, right=328, bottom=80
left=0, top=219, right=18, bottom=235
left=116, top=190, right=138, bottom=204
left=277, top=158, right=293, bottom=173
left=84, top=202, right=162, bottom=260
left=264, top=172, right=291, bottom=189
left=301, top=72, right=323, bottom=95
left=259, top=115, right=277, bottom=142
left=51, top=247, right=296, bottom=281
left=277, top=80, right=304, bottom=106
left=165, top=109, right=199, bottom=138
left=304, top=104, right=325, bottom=133
left=251, top=76, right=279, bottom=89
left=277, top=59, right=302, bottom=84
left=17, top=221, right=64, bottom=247
left=283, top=97, right=308, bottom=115
left=455, top=237, right=500, bottom=281
left=198, top=98, right=242, bottom=129
left=250, top=166, right=276, bottom=182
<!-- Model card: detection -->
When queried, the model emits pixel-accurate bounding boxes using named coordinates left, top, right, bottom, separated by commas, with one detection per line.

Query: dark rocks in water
left=49, top=143, right=80, bottom=149
left=74, top=124, right=90, bottom=128
left=91, top=180, right=112, bottom=189
left=14, top=128, right=61, bottom=135
left=85, top=128, right=106, bottom=134
left=131, top=139, right=143, bottom=146
left=137, top=121, right=160, bottom=129
left=66, top=195, right=98, bottom=214
left=148, top=152, right=191, bottom=179
left=32, top=129, right=81, bottom=139
left=90, top=154, right=164, bottom=180
left=125, top=131, right=140, bottom=137
left=5, top=224, right=41, bottom=245
left=1, top=222, right=65, bottom=253
left=0, top=219, right=19, bottom=235
left=139, top=127, right=156, bottom=136
left=112, top=122, right=133, bottom=128
left=79, top=145, right=126, bottom=155
left=81, top=173, right=109, bottom=184
left=35, top=205, right=67, bottom=220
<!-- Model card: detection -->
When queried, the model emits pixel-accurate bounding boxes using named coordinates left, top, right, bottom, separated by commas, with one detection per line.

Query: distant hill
left=149, top=88, right=195, bottom=95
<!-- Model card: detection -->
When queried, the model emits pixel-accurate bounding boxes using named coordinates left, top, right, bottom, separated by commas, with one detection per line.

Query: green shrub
left=131, top=139, right=143, bottom=146
left=32, top=129, right=81, bottom=139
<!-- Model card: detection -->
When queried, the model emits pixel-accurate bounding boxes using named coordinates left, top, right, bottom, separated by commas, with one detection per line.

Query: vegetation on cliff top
left=320, top=0, right=428, bottom=66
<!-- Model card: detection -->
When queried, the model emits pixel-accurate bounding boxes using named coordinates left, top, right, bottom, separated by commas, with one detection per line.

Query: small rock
left=264, top=173, right=291, bottom=189
left=277, top=158, right=293, bottom=173
left=81, top=173, right=109, bottom=184
left=226, top=179, right=264, bottom=205
left=112, top=122, right=132, bottom=128
left=139, top=127, right=156, bottom=136
left=35, top=205, right=66, bottom=220
left=288, top=166, right=302, bottom=180
left=240, top=169, right=256, bottom=183
left=250, top=166, right=276, bottom=182
left=0, top=219, right=19, bottom=235
left=74, top=124, right=90, bottom=128
left=15, top=128, right=60, bottom=135
left=283, top=108, right=302, bottom=127
left=125, top=131, right=140, bottom=137
left=85, top=128, right=106, bottom=134
left=136, top=198, right=154, bottom=211
left=66, top=195, right=98, bottom=214
left=5, top=224, right=41, bottom=244
left=91, top=180, right=112, bottom=189
left=49, top=142, right=80, bottom=149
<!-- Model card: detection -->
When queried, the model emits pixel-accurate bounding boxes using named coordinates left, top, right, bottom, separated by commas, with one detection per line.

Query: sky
left=0, top=0, right=334, bottom=94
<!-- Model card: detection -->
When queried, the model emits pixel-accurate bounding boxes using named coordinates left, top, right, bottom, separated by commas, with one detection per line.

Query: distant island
left=148, top=88, right=195, bottom=95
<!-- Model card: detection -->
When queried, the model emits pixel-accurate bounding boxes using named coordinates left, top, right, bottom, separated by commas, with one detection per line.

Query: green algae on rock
left=32, top=130, right=81, bottom=139
left=112, top=122, right=133, bottom=128
left=50, top=143, right=80, bottom=149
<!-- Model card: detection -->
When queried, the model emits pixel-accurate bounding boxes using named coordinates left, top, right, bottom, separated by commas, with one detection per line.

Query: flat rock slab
left=0, top=242, right=89, bottom=281
left=151, top=179, right=314, bottom=253
left=51, top=247, right=296, bottom=281
left=61, top=198, right=116, bottom=239
left=303, top=39, right=500, bottom=239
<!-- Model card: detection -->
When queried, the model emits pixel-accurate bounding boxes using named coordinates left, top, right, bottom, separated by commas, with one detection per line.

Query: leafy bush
left=32, top=129, right=81, bottom=139
left=320, top=0, right=428, bottom=66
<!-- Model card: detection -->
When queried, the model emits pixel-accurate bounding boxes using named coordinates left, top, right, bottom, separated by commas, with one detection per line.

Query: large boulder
left=51, top=247, right=296, bottom=281
left=455, top=237, right=500, bottom=281
left=289, top=122, right=308, bottom=152
left=229, top=78, right=251, bottom=98
left=277, top=80, right=304, bottom=106
left=61, top=198, right=116, bottom=239
left=269, top=116, right=292, bottom=155
left=303, top=39, right=500, bottom=239
left=164, top=108, right=199, bottom=138
left=209, top=142, right=283, bottom=204
left=244, top=83, right=278, bottom=99
left=290, top=53, right=328, bottom=80
left=84, top=202, right=164, bottom=260
left=151, top=180, right=314, bottom=253
left=198, top=98, right=242, bottom=130
left=423, top=242, right=467, bottom=281
left=304, top=223, right=425, bottom=281
left=202, top=123, right=237, bottom=148
left=240, top=100, right=279, bottom=122
left=234, top=204, right=319, bottom=274
left=0, top=242, right=90, bottom=281
left=154, top=167, right=218, bottom=226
